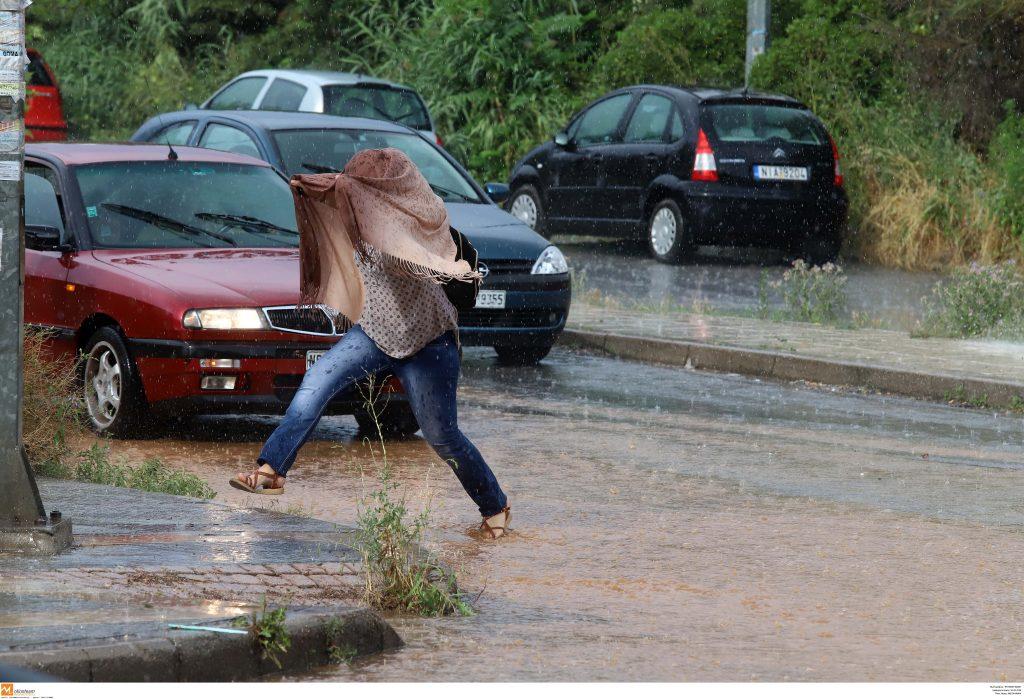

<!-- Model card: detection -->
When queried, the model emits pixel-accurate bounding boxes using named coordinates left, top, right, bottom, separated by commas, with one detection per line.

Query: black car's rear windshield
left=702, top=103, right=825, bottom=145
left=322, top=84, right=432, bottom=132
left=74, top=161, right=298, bottom=249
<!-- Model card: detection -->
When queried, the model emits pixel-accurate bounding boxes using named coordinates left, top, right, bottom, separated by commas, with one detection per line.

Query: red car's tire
left=81, top=327, right=151, bottom=438
left=354, top=401, right=420, bottom=440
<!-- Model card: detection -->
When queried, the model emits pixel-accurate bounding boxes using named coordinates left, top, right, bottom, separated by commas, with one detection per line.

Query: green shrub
left=990, top=100, right=1024, bottom=240
left=591, top=2, right=744, bottom=90
left=355, top=382, right=473, bottom=617
left=37, top=443, right=217, bottom=499
left=919, top=262, right=1024, bottom=339
left=763, top=260, right=848, bottom=325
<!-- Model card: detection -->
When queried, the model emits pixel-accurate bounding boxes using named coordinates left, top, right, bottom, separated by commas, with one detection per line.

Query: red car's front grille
left=264, top=306, right=340, bottom=336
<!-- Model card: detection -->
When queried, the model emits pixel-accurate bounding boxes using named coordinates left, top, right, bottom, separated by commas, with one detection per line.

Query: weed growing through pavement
left=917, top=262, right=1024, bottom=339
left=323, top=617, right=358, bottom=664
left=353, top=377, right=474, bottom=617
left=35, top=443, right=216, bottom=498
left=235, top=596, right=291, bottom=669
left=767, top=260, right=848, bottom=324
left=943, top=384, right=991, bottom=410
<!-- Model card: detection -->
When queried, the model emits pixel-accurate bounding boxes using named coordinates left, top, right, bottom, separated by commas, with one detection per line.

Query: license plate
left=305, top=350, right=325, bottom=370
left=475, top=290, right=506, bottom=309
left=753, top=165, right=809, bottom=181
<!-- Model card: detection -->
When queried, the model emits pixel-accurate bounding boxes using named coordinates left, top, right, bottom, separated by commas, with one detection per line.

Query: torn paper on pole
left=0, top=159, right=17, bottom=180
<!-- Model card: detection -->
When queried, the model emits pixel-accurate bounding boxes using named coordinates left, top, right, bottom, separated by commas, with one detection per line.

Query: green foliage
left=36, top=443, right=217, bottom=499
left=356, top=462, right=472, bottom=617
left=762, top=260, right=848, bottom=325
left=990, top=100, right=1024, bottom=240
left=235, top=596, right=291, bottom=669
left=919, top=262, right=1024, bottom=339
left=355, top=383, right=473, bottom=617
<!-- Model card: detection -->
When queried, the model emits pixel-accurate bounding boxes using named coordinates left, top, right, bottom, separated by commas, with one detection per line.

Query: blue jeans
left=258, top=325, right=507, bottom=517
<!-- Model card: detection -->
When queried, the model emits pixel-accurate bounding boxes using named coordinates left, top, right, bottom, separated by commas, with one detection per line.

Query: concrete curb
left=0, top=607, right=401, bottom=682
left=562, top=328, right=1024, bottom=409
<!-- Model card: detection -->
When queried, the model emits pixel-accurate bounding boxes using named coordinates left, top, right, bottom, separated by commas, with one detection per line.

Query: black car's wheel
left=81, top=327, right=150, bottom=437
left=795, top=234, right=841, bottom=266
left=354, top=401, right=420, bottom=440
left=494, top=344, right=552, bottom=366
left=507, top=184, right=546, bottom=234
left=647, top=199, right=693, bottom=264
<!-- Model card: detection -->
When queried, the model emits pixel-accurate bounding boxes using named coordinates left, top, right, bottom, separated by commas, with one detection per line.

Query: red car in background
left=24, top=143, right=415, bottom=438
left=25, top=48, right=67, bottom=142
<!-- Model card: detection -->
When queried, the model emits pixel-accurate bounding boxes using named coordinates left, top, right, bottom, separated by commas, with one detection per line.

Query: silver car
left=200, top=69, right=440, bottom=144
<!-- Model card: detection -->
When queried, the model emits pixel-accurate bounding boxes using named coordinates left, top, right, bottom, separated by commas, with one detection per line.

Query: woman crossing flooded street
left=230, top=148, right=511, bottom=539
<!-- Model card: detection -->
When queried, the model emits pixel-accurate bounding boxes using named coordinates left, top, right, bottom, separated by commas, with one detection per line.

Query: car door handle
left=644, top=153, right=660, bottom=160
left=588, top=152, right=603, bottom=161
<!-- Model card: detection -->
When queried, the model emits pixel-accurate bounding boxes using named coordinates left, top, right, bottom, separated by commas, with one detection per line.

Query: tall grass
left=354, top=379, right=473, bottom=617
left=23, top=328, right=81, bottom=469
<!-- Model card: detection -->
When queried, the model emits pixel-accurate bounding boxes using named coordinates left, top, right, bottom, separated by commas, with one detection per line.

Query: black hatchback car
left=507, top=86, right=848, bottom=264
left=131, top=110, right=571, bottom=365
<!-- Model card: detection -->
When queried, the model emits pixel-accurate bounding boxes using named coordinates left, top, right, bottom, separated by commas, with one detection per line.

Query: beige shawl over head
left=291, top=147, right=479, bottom=323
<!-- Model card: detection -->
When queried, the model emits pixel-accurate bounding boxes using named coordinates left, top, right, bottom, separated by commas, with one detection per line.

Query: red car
left=24, top=143, right=413, bottom=437
left=25, top=48, right=67, bottom=142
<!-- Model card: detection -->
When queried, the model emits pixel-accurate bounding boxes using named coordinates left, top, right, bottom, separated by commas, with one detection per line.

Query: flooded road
left=106, top=347, right=1024, bottom=681
left=557, top=237, right=942, bottom=331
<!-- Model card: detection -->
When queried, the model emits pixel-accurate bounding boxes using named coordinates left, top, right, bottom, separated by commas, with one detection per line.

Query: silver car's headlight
left=531, top=245, right=569, bottom=274
left=183, top=308, right=268, bottom=330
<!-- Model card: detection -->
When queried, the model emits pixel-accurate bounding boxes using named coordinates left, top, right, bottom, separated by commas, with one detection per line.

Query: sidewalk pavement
left=0, top=479, right=400, bottom=681
left=564, top=302, right=1024, bottom=408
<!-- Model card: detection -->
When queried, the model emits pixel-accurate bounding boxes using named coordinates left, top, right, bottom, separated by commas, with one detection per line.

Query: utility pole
left=0, top=0, right=71, bottom=554
left=745, top=0, right=770, bottom=87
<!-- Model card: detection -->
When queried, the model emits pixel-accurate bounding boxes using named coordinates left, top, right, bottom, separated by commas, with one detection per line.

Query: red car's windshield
left=74, top=161, right=298, bottom=249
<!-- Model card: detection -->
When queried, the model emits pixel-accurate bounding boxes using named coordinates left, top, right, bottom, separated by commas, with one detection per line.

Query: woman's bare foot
left=229, top=464, right=286, bottom=495
left=480, top=506, right=511, bottom=539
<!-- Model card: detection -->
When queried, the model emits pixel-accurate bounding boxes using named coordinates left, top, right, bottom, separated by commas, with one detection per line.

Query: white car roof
left=232, top=69, right=416, bottom=92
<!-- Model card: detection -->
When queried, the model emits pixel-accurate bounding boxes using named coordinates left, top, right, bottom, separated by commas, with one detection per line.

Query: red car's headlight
left=183, top=308, right=267, bottom=330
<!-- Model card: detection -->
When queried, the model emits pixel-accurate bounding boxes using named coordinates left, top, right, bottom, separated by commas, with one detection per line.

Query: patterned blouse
left=351, top=253, right=458, bottom=359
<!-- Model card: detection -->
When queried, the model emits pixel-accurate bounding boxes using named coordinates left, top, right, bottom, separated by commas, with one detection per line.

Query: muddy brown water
left=101, top=347, right=1024, bottom=681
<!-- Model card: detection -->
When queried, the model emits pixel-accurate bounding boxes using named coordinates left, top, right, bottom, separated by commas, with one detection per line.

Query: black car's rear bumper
left=682, top=182, right=848, bottom=245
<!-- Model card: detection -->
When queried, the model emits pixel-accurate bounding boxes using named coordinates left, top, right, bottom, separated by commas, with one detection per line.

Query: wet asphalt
left=555, top=237, right=942, bottom=331
left=103, top=342, right=1024, bottom=681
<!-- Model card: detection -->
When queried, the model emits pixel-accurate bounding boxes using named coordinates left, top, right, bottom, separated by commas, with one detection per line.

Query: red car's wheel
left=82, top=327, right=150, bottom=437
left=354, top=401, right=420, bottom=440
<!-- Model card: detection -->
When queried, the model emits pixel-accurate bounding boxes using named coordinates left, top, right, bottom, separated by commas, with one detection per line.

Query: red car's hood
left=91, top=248, right=302, bottom=307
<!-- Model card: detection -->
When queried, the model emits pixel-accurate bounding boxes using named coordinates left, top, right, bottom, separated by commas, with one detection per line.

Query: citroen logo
left=477, top=262, right=490, bottom=278
left=772, top=147, right=786, bottom=158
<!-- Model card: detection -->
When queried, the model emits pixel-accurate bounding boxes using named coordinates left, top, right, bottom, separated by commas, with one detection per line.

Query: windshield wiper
left=195, top=212, right=298, bottom=237
left=301, top=162, right=340, bottom=174
left=429, top=182, right=473, bottom=203
left=100, top=203, right=236, bottom=247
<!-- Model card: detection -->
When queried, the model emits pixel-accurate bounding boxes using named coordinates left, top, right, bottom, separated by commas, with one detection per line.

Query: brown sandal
left=229, top=466, right=285, bottom=495
left=479, top=506, right=511, bottom=540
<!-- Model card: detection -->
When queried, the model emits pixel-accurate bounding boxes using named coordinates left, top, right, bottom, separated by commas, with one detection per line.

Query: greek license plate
left=475, top=290, right=506, bottom=309
left=753, top=165, right=809, bottom=181
left=305, top=350, right=325, bottom=370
